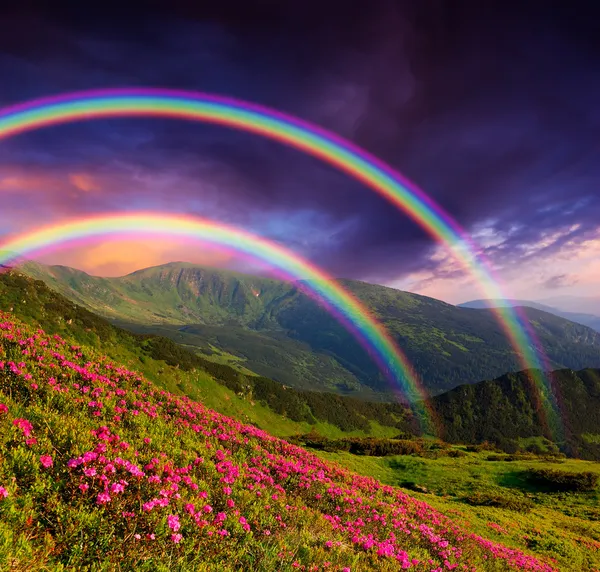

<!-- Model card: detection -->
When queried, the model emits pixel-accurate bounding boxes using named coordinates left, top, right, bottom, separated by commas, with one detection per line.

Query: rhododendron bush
left=0, top=312, right=556, bottom=571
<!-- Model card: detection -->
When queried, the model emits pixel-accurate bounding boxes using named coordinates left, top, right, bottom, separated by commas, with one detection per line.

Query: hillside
left=0, top=269, right=419, bottom=439
left=21, top=261, right=600, bottom=396
left=429, top=367, right=600, bottom=461
left=460, top=299, right=600, bottom=333
left=0, top=309, right=562, bottom=571
left=4, top=269, right=600, bottom=462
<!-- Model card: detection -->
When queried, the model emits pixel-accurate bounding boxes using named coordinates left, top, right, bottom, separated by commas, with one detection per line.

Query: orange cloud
left=69, top=173, right=100, bottom=193
left=0, top=170, right=61, bottom=192
left=36, top=238, right=237, bottom=277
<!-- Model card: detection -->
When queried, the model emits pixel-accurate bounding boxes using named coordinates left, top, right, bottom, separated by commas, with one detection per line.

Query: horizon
left=12, top=255, right=600, bottom=313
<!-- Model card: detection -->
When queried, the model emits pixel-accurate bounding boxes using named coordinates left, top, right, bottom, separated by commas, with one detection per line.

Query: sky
left=0, top=0, right=599, bottom=305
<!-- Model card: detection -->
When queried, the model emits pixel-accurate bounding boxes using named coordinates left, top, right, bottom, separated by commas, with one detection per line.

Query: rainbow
left=0, top=88, right=562, bottom=436
left=0, top=212, right=433, bottom=430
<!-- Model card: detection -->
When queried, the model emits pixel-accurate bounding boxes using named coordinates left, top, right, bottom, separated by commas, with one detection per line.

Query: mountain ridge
left=19, top=260, right=600, bottom=397
left=459, top=298, right=600, bottom=333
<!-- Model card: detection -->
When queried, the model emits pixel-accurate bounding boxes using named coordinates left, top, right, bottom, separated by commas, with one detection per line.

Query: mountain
left=459, top=298, right=600, bottom=333
left=20, top=261, right=600, bottom=397
left=0, top=269, right=418, bottom=438
left=537, top=295, right=600, bottom=315
left=430, top=367, right=600, bottom=460
left=5, top=267, right=600, bottom=462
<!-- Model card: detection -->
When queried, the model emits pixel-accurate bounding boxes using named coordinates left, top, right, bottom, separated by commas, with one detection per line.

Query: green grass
left=312, top=447, right=600, bottom=571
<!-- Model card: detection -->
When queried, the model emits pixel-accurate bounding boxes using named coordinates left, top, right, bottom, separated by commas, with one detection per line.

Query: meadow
left=0, top=311, right=564, bottom=571
left=313, top=447, right=600, bottom=571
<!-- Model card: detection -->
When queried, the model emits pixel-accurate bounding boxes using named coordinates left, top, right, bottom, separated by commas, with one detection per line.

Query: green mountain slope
left=430, top=367, right=600, bottom=460
left=21, top=261, right=600, bottom=397
left=460, top=298, right=600, bottom=333
left=0, top=309, right=568, bottom=571
left=0, top=269, right=416, bottom=438
left=3, top=268, right=600, bottom=461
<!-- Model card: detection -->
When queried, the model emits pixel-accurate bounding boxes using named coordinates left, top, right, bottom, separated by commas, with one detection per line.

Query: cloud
left=69, top=173, right=100, bottom=193
left=0, top=2, right=599, bottom=293
left=36, top=238, right=236, bottom=277
left=542, top=274, right=578, bottom=290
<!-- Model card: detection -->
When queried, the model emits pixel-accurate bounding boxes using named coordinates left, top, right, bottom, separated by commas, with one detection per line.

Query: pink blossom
left=167, top=514, right=181, bottom=532
left=96, top=492, right=111, bottom=505
left=0, top=487, right=8, bottom=499
left=171, top=533, right=183, bottom=543
left=39, top=455, right=53, bottom=468
left=12, top=418, right=33, bottom=437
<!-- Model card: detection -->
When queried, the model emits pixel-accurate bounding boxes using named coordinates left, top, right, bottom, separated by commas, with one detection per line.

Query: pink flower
left=0, top=487, right=8, bottom=499
left=96, top=492, right=111, bottom=505
left=39, top=455, right=53, bottom=468
left=202, top=504, right=213, bottom=513
left=171, top=533, right=183, bottom=544
left=13, top=418, right=33, bottom=437
left=167, top=514, right=181, bottom=532
left=0, top=404, right=7, bottom=414
left=110, top=482, right=125, bottom=494
left=79, top=483, right=89, bottom=492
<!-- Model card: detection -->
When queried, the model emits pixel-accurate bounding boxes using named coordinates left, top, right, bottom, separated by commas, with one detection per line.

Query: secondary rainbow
left=0, top=88, right=562, bottom=434
left=0, top=212, right=433, bottom=429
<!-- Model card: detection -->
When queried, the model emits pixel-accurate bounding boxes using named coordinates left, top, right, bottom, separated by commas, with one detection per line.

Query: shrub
left=463, top=492, right=534, bottom=513
left=447, top=449, right=467, bottom=458
left=523, top=469, right=599, bottom=492
left=465, top=441, right=497, bottom=453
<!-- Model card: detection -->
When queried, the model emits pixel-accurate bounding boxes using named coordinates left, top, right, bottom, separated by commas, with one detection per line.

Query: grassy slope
left=6, top=268, right=600, bottom=460
left=22, top=261, right=600, bottom=397
left=0, top=311, right=561, bottom=571
left=313, top=449, right=600, bottom=572
left=0, top=270, right=413, bottom=440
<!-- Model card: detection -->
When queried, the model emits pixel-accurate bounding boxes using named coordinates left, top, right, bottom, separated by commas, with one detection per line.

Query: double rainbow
left=0, top=88, right=561, bottom=436
left=0, top=213, right=433, bottom=430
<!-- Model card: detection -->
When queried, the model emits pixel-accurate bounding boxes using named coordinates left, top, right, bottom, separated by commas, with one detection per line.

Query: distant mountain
left=459, top=298, right=600, bottom=333
left=20, top=260, right=600, bottom=398
left=537, top=295, right=600, bottom=316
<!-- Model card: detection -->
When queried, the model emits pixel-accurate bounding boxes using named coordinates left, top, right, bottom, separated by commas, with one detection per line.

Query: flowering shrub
left=0, top=312, right=558, bottom=571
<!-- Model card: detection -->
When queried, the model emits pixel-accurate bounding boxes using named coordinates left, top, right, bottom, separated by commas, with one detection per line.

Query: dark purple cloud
left=0, top=0, right=599, bottom=283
